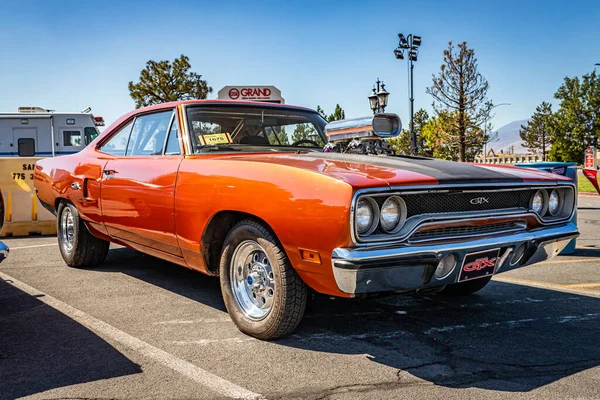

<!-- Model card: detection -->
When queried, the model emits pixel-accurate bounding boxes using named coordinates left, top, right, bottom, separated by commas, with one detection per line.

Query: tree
left=548, top=70, right=600, bottom=163
left=426, top=42, right=493, bottom=161
left=519, top=102, right=553, bottom=160
left=418, top=110, right=487, bottom=161
left=317, top=104, right=346, bottom=122
left=292, top=123, right=318, bottom=143
left=268, top=127, right=290, bottom=145
left=387, top=109, right=432, bottom=156
left=128, top=54, right=212, bottom=108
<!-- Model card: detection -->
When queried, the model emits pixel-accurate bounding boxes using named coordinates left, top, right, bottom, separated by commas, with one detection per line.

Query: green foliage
left=292, top=123, right=318, bottom=143
left=426, top=42, right=493, bottom=162
left=548, top=70, right=600, bottom=163
left=317, top=104, right=346, bottom=122
left=419, top=110, right=487, bottom=161
left=387, top=109, right=432, bottom=156
left=128, top=55, right=212, bottom=109
left=268, top=127, right=290, bottom=145
left=519, top=102, right=554, bottom=161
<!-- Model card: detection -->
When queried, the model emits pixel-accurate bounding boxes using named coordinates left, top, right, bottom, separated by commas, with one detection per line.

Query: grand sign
left=217, top=86, right=284, bottom=103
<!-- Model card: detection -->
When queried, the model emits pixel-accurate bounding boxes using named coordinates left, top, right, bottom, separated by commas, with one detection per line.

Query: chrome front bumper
left=0, top=241, right=8, bottom=264
left=332, top=223, right=579, bottom=295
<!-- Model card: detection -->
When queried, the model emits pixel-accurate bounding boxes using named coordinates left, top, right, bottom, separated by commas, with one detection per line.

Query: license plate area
left=458, top=248, right=500, bottom=282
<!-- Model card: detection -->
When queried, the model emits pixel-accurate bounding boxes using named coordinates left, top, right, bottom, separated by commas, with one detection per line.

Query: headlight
left=548, top=189, right=560, bottom=216
left=356, top=198, right=376, bottom=234
left=531, top=190, right=547, bottom=215
left=379, top=196, right=406, bottom=232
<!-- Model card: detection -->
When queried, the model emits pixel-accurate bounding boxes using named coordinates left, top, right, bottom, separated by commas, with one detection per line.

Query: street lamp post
left=368, top=78, right=390, bottom=114
left=394, top=33, right=422, bottom=154
left=483, top=102, right=511, bottom=163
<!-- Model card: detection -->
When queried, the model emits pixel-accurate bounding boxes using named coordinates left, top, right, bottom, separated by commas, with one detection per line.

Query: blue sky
left=0, top=0, right=598, bottom=131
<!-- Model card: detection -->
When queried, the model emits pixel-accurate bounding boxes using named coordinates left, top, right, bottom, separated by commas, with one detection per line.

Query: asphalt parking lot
left=1, top=195, right=600, bottom=400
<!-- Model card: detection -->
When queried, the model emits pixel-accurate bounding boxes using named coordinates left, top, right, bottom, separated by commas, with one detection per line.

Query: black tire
left=442, top=276, right=492, bottom=296
left=219, top=218, right=307, bottom=340
left=57, top=202, right=109, bottom=268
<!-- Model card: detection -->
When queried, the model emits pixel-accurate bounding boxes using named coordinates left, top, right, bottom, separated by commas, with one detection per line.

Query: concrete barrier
left=0, top=157, right=56, bottom=237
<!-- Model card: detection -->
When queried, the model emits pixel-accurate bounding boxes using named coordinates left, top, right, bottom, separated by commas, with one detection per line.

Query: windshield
left=186, top=105, right=327, bottom=153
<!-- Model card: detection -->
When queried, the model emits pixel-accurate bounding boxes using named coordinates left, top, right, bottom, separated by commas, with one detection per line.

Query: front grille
left=408, top=220, right=526, bottom=243
left=374, top=190, right=535, bottom=217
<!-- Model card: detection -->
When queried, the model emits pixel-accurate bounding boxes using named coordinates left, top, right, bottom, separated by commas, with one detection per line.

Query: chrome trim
left=332, top=222, right=579, bottom=294
left=162, top=112, right=176, bottom=156
left=180, top=104, right=194, bottom=156
left=356, top=197, right=380, bottom=235
left=530, top=189, right=549, bottom=217
left=379, top=195, right=407, bottom=233
left=548, top=189, right=561, bottom=216
left=350, top=183, right=576, bottom=246
left=407, top=219, right=527, bottom=244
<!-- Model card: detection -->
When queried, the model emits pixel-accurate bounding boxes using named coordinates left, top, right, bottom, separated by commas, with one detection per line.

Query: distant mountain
left=487, top=119, right=530, bottom=154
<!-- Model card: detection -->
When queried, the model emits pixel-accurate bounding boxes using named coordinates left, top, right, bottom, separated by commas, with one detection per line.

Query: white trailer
left=0, top=107, right=104, bottom=236
left=0, top=106, right=103, bottom=157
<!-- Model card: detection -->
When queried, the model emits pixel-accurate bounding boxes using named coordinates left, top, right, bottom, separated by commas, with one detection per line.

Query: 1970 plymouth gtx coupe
left=35, top=100, right=579, bottom=339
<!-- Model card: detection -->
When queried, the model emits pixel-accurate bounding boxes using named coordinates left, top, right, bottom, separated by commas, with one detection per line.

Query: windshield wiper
left=197, top=145, right=242, bottom=152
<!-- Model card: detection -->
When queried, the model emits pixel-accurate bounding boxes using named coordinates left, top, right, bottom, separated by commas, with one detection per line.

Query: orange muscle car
left=34, top=100, right=579, bottom=339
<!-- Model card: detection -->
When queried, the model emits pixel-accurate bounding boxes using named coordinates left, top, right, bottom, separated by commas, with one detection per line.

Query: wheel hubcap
left=60, top=208, right=75, bottom=254
left=230, top=240, right=275, bottom=320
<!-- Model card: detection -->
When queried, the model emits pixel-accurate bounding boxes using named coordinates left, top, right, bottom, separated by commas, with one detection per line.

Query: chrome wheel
left=60, top=207, right=75, bottom=254
left=230, top=240, right=275, bottom=320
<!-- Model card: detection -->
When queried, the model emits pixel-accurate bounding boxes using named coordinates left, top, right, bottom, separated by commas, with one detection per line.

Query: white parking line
left=0, top=271, right=263, bottom=400
left=155, top=317, right=232, bottom=325
left=8, top=243, right=58, bottom=250
left=494, top=276, right=600, bottom=298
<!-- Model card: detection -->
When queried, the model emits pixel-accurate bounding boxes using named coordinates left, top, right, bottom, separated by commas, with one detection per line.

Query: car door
left=99, top=110, right=183, bottom=256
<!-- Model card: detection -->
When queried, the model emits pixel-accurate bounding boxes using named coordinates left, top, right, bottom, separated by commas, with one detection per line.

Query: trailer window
left=84, top=127, right=100, bottom=144
left=18, top=138, right=35, bottom=157
left=63, top=130, right=82, bottom=147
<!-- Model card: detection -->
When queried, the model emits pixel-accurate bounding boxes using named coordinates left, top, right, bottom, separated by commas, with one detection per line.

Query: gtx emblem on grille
left=470, top=197, right=489, bottom=205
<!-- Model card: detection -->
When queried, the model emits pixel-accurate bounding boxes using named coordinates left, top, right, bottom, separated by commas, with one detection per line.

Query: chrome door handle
left=71, top=182, right=81, bottom=190
left=103, top=169, right=117, bottom=179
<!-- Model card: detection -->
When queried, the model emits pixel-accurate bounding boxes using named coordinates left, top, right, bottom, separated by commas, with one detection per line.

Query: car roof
left=106, top=100, right=317, bottom=131
left=139, top=99, right=317, bottom=114
left=103, top=100, right=319, bottom=136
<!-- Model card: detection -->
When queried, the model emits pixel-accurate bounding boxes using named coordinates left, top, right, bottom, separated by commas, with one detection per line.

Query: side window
left=84, top=127, right=100, bottom=145
left=99, top=120, right=133, bottom=156
left=18, top=138, right=35, bottom=157
left=63, top=130, right=82, bottom=146
left=165, top=118, right=181, bottom=155
left=127, top=111, right=173, bottom=156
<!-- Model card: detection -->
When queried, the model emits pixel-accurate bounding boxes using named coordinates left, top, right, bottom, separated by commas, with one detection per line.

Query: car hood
left=223, top=152, right=572, bottom=189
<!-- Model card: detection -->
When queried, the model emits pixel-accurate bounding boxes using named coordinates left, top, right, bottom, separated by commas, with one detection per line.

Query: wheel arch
left=201, top=210, right=279, bottom=275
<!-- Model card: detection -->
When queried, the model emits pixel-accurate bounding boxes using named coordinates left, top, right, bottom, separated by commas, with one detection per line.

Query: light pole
left=394, top=33, right=421, bottom=154
left=483, top=103, right=511, bottom=163
left=368, top=78, right=390, bottom=114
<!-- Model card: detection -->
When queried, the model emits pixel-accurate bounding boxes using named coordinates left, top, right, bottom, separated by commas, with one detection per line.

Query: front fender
left=175, top=157, right=355, bottom=296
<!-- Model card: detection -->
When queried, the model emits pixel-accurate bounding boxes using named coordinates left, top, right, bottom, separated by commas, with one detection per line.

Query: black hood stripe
left=304, top=153, right=524, bottom=184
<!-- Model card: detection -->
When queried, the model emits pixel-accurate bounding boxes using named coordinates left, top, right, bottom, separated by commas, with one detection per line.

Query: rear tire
left=57, top=202, right=109, bottom=268
left=442, top=276, right=492, bottom=295
left=219, top=218, right=307, bottom=340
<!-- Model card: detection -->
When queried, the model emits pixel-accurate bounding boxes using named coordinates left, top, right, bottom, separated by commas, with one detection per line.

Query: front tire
left=57, top=202, right=109, bottom=268
left=442, top=276, right=492, bottom=295
left=219, top=219, right=307, bottom=340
